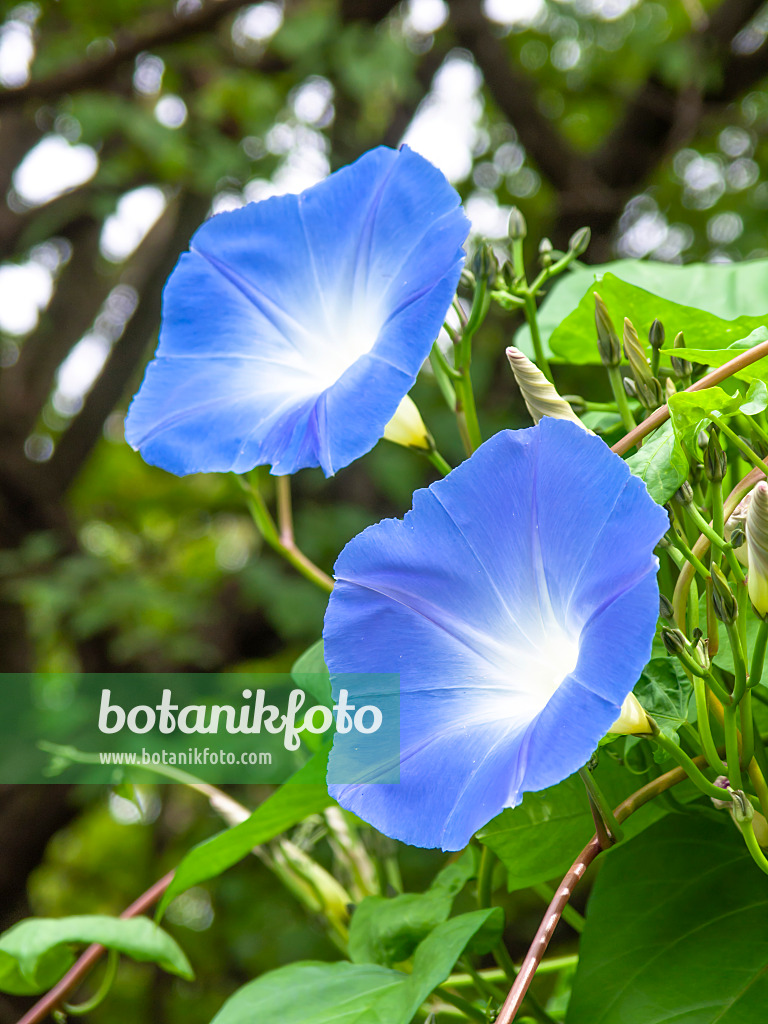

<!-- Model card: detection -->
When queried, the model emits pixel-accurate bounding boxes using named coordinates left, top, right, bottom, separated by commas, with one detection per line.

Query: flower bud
left=711, top=775, right=732, bottom=810
left=568, top=226, right=591, bottom=257
left=673, top=481, right=694, bottom=506
left=539, top=237, right=553, bottom=267
left=670, top=330, right=692, bottom=378
left=649, top=319, right=665, bottom=351
left=730, top=789, right=754, bottom=825
left=692, top=635, right=711, bottom=673
left=624, top=317, right=663, bottom=409
left=470, top=242, right=498, bottom=285
left=725, top=493, right=750, bottom=566
left=384, top=395, right=432, bottom=451
left=506, top=347, right=589, bottom=431
left=704, top=427, right=727, bottom=483
left=593, top=293, right=621, bottom=368
left=659, top=594, right=674, bottom=621
left=608, top=692, right=651, bottom=735
left=661, top=627, right=687, bottom=656
left=746, top=481, right=768, bottom=617
left=508, top=207, right=527, bottom=240
left=711, top=563, right=738, bottom=625
left=623, top=376, right=638, bottom=399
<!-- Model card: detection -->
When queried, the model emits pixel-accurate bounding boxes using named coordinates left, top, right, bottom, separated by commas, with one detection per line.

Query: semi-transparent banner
left=0, top=673, right=400, bottom=785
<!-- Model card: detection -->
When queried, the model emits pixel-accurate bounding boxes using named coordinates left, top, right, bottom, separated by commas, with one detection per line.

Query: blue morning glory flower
left=323, top=418, right=668, bottom=851
left=125, top=146, right=469, bottom=477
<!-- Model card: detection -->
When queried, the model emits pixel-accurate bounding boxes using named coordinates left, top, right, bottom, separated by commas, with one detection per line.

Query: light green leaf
left=157, top=749, right=332, bottom=920
left=625, top=420, right=688, bottom=504
left=348, top=849, right=476, bottom=967
left=516, top=259, right=768, bottom=365
left=566, top=814, right=768, bottom=1024
left=667, top=379, right=768, bottom=451
left=209, top=908, right=501, bottom=1024
left=669, top=326, right=768, bottom=382
left=0, top=915, right=193, bottom=996
left=291, top=639, right=332, bottom=708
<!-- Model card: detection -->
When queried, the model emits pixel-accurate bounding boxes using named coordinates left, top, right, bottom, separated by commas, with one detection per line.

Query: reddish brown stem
left=495, top=760, right=695, bottom=1023
left=611, top=339, right=768, bottom=457
left=15, top=871, right=174, bottom=1024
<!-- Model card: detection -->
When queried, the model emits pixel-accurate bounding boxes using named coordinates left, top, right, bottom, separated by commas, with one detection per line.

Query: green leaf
left=291, top=639, right=332, bottom=708
left=634, top=658, right=693, bottom=745
left=0, top=915, right=193, bottom=996
left=670, top=326, right=768, bottom=383
left=667, top=379, right=768, bottom=451
left=209, top=960, right=408, bottom=1024
left=625, top=420, right=688, bottom=504
left=209, top=908, right=500, bottom=1024
left=517, top=260, right=768, bottom=365
left=477, top=757, right=669, bottom=890
left=409, top=908, right=504, bottom=983
left=157, top=749, right=332, bottom=920
left=348, top=849, right=476, bottom=967
left=566, top=814, right=768, bottom=1024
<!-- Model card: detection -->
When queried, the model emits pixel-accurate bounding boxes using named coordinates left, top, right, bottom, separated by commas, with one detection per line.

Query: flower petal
left=324, top=420, right=667, bottom=850
left=125, top=145, right=469, bottom=477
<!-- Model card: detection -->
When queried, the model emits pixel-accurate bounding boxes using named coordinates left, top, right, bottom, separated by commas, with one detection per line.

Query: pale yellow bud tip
left=383, top=395, right=432, bottom=451
left=608, top=692, right=651, bottom=735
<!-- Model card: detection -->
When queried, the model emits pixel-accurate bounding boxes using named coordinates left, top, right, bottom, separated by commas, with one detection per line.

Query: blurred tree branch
left=48, top=191, right=211, bottom=492
left=0, top=0, right=257, bottom=110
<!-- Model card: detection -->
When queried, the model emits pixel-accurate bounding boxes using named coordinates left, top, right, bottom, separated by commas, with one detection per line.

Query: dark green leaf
left=209, top=908, right=500, bottom=1024
left=566, top=814, right=768, bottom=1024
left=625, top=421, right=687, bottom=504
left=634, top=657, right=693, bottom=743
left=0, top=916, right=193, bottom=996
left=348, top=849, right=476, bottom=966
left=478, top=757, right=669, bottom=890
left=157, top=749, right=332, bottom=919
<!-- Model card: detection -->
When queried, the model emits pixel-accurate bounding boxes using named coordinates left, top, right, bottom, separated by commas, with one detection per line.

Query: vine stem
left=672, top=466, right=763, bottom=629
left=239, top=475, right=333, bottom=593
left=610, top=339, right=768, bottom=457
left=15, top=872, right=175, bottom=1024
left=493, top=757, right=712, bottom=1024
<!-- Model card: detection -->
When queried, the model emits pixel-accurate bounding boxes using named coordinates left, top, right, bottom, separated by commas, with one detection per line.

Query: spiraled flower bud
left=659, top=594, right=674, bottom=621
left=670, top=330, right=692, bottom=379
left=661, top=627, right=687, bottom=656
left=649, top=318, right=665, bottom=351
left=674, top=481, right=693, bottom=506
left=725, top=492, right=750, bottom=566
left=746, top=481, right=768, bottom=617
left=593, top=293, right=621, bottom=368
left=623, top=317, right=663, bottom=409
left=711, top=563, right=738, bottom=625
left=568, top=226, right=591, bottom=257
left=539, top=237, right=554, bottom=267
left=704, top=428, right=727, bottom=483
left=506, top=347, right=589, bottom=431
left=470, top=242, right=498, bottom=284
left=508, top=207, right=527, bottom=240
